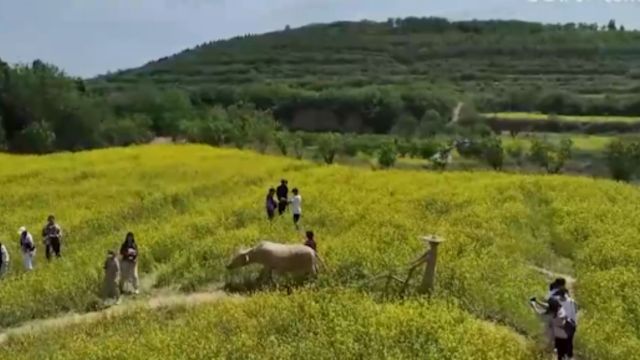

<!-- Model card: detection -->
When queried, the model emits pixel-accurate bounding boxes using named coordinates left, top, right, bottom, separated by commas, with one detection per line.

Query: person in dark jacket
left=276, top=179, right=289, bottom=215
left=42, top=215, right=63, bottom=260
left=119, top=232, right=139, bottom=295
left=103, top=250, right=120, bottom=303
left=266, top=188, right=277, bottom=220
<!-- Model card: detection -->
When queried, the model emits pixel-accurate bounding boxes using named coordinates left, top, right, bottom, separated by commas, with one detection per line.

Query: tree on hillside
left=481, top=136, right=504, bottom=171
left=391, top=113, right=418, bottom=139
left=608, top=19, right=617, bottom=31
left=316, top=133, right=342, bottom=164
left=0, top=60, right=115, bottom=152
left=605, top=138, right=640, bottom=182
left=416, top=110, right=445, bottom=137
left=529, top=137, right=573, bottom=174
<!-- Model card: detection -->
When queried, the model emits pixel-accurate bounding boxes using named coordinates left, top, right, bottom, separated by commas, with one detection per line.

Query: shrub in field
left=341, top=135, right=360, bottom=157
left=377, top=142, right=397, bottom=168
left=415, top=139, right=441, bottom=160
left=395, top=139, right=414, bottom=157
left=481, top=136, right=504, bottom=170
left=529, top=137, right=573, bottom=174
left=316, top=132, right=342, bottom=164
left=605, top=138, right=640, bottom=182
left=505, top=140, right=526, bottom=167
left=291, top=134, right=305, bottom=159
left=274, top=131, right=289, bottom=155
left=11, top=121, right=56, bottom=154
left=102, top=114, right=154, bottom=147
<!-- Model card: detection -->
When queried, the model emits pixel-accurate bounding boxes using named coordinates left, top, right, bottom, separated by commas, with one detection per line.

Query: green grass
left=487, top=112, right=640, bottom=123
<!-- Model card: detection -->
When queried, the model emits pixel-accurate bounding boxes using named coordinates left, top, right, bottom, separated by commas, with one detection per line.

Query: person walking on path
left=290, top=188, right=302, bottom=229
left=18, top=227, right=35, bottom=271
left=0, top=241, right=9, bottom=278
left=530, top=297, right=571, bottom=360
left=119, top=232, right=139, bottom=295
left=266, top=188, right=277, bottom=221
left=556, top=289, right=578, bottom=359
left=276, top=179, right=289, bottom=215
left=103, top=250, right=121, bottom=304
left=42, top=215, right=63, bottom=260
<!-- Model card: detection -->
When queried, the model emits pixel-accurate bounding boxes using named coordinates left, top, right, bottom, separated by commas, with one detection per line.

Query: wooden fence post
left=420, top=235, right=444, bottom=294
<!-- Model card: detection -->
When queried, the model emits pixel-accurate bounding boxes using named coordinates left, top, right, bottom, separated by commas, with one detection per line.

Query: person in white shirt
left=18, top=227, right=36, bottom=271
left=0, top=241, right=9, bottom=278
left=289, top=188, right=302, bottom=229
left=555, top=289, right=578, bottom=359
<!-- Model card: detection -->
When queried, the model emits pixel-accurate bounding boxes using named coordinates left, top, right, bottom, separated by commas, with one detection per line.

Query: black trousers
left=46, top=237, right=61, bottom=260
left=555, top=338, right=570, bottom=360
left=278, top=201, right=288, bottom=215
left=566, top=323, right=576, bottom=358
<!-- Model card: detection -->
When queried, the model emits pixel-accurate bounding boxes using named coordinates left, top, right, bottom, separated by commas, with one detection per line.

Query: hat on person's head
left=18, top=226, right=26, bottom=235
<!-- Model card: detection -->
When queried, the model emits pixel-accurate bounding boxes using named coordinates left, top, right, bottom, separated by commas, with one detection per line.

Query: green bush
left=377, top=143, right=398, bottom=168
left=505, top=140, right=526, bottom=167
left=316, top=133, right=342, bottom=164
left=529, top=137, right=573, bottom=174
left=274, top=132, right=289, bottom=156
left=481, top=136, right=504, bottom=170
left=11, top=121, right=56, bottom=154
left=101, top=114, right=154, bottom=146
left=292, top=135, right=305, bottom=159
left=605, top=138, right=640, bottom=182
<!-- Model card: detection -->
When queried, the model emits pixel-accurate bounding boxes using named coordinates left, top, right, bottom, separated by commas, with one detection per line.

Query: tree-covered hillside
left=95, top=17, right=640, bottom=119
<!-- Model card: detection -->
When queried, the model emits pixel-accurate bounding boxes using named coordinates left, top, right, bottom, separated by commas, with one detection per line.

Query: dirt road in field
left=0, top=289, right=241, bottom=346
left=450, top=102, right=464, bottom=124
left=529, top=265, right=577, bottom=293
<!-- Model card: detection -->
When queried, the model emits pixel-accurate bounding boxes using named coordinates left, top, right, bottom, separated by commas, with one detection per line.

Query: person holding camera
left=119, top=232, right=139, bottom=295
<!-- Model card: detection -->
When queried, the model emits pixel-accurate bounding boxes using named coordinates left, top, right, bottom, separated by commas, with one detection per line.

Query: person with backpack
left=289, top=188, right=302, bottom=229
left=119, top=232, right=139, bottom=295
left=276, top=179, right=289, bottom=215
left=266, top=187, right=277, bottom=220
left=0, top=241, right=9, bottom=278
left=555, top=289, right=578, bottom=359
left=530, top=297, right=571, bottom=359
left=42, top=215, right=63, bottom=260
left=18, top=227, right=36, bottom=271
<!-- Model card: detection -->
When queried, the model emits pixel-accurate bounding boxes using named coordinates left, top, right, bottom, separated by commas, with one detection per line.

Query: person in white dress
left=19, top=226, right=36, bottom=271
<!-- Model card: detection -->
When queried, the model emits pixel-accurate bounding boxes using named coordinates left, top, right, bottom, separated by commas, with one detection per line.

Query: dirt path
left=0, top=289, right=241, bottom=346
left=450, top=102, right=464, bottom=124
left=529, top=265, right=577, bottom=293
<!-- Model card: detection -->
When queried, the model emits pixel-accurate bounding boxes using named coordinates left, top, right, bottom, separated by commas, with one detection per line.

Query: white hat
left=18, top=226, right=26, bottom=235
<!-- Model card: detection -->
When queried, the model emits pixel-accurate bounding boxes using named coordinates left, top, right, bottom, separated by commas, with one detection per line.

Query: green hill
left=94, top=17, right=640, bottom=120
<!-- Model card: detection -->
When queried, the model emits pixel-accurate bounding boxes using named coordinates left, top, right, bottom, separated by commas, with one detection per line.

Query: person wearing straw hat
left=18, top=226, right=36, bottom=271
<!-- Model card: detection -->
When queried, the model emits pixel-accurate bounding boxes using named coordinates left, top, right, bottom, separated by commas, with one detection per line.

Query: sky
left=1, top=0, right=639, bottom=78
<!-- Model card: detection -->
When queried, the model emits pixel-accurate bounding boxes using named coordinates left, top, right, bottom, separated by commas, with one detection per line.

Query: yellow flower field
left=0, top=144, right=638, bottom=359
